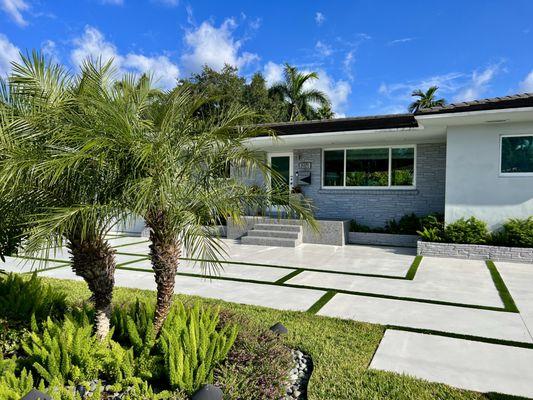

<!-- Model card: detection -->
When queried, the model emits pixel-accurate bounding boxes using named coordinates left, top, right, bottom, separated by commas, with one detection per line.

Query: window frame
left=321, top=145, right=417, bottom=190
left=499, top=134, right=533, bottom=177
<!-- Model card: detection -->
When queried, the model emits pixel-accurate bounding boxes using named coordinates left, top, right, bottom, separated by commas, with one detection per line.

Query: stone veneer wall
left=293, top=143, right=446, bottom=227
left=417, top=241, right=533, bottom=263
left=348, top=232, right=418, bottom=247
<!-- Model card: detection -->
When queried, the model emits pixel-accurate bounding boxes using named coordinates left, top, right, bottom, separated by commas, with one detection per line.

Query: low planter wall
left=227, top=216, right=349, bottom=246
left=348, top=232, right=418, bottom=248
left=417, top=241, right=533, bottom=263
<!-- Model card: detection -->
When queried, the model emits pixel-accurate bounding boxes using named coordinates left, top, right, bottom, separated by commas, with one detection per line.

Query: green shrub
left=417, top=227, right=444, bottom=242
left=444, top=217, right=489, bottom=244
left=0, top=273, right=68, bottom=322
left=159, top=302, right=238, bottom=395
left=0, top=367, right=36, bottom=400
left=385, top=213, right=420, bottom=234
left=215, top=311, right=292, bottom=400
left=499, top=217, right=533, bottom=247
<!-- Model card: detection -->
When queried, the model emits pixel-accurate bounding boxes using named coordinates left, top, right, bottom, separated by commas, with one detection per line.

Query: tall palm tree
left=0, top=54, right=125, bottom=340
left=81, top=78, right=316, bottom=334
left=269, top=64, right=331, bottom=121
left=408, top=86, right=446, bottom=113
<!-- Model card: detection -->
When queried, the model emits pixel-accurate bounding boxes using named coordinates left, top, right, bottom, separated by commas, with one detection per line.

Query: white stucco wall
left=445, top=121, right=533, bottom=229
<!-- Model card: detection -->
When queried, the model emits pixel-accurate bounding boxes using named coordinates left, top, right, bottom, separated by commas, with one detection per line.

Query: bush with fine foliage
left=215, top=311, right=292, bottom=399
left=499, top=217, right=533, bottom=247
left=0, top=273, right=67, bottom=323
left=444, top=217, right=489, bottom=244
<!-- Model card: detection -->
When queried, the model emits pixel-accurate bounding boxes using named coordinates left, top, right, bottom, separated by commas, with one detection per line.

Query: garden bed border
left=348, top=232, right=418, bottom=248
left=417, top=241, right=533, bottom=263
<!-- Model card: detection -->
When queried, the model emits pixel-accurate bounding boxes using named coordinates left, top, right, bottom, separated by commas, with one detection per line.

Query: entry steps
left=240, top=223, right=302, bottom=247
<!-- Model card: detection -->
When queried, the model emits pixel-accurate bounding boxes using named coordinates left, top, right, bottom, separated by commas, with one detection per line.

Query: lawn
left=36, top=277, right=495, bottom=400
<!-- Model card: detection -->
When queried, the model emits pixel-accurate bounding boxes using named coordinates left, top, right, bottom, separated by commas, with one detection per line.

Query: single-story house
left=231, top=93, right=533, bottom=245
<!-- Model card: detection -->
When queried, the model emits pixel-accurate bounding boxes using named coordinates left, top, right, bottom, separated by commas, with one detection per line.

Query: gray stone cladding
left=417, top=241, right=533, bottom=263
left=348, top=232, right=418, bottom=248
left=293, top=143, right=446, bottom=227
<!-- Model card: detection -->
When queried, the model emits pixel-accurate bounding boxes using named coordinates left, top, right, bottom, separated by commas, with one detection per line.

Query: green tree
left=408, top=86, right=446, bottom=113
left=269, top=63, right=331, bottom=121
left=316, top=103, right=335, bottom=120
left=0, top=54, right=125, bottom=340
left=83, top=78, right=316, bottom=334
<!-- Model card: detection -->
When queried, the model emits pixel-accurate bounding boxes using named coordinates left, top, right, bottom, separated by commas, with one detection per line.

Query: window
left=323, top=146, right=415, bottom=188
left=501, top=135, right=533, bottom=174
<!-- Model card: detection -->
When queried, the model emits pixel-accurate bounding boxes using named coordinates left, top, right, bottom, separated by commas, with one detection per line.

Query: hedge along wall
left=417, top=241, right=533, bottom=263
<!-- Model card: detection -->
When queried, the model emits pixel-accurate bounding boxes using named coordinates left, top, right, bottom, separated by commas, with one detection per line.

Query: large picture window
left=323, top=146, right=415, bottom=188
left=501, top=135, right=533, bottom=174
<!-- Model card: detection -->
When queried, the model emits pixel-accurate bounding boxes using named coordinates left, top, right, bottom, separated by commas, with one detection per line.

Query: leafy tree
left=316, top=103, right=335, bottom=120
left=269, top=63, right=331, bottom=121
left=408, top=86, right=446, bottom=113
left=82, top=77, right=316, bottom=334
left=0, top=54, right=126, bottom=340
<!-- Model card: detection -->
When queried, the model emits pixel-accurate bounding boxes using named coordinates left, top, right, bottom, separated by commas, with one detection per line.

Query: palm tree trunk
left=67, top=236, right=116, bottom=340
left=149, top=227, right=181, bottom=335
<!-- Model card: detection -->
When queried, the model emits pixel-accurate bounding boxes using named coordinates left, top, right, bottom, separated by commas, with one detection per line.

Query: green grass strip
left=388, top=325, right=533, bottom=350
left=116, top=265, right=510, bottom=313
left=307, top=291, right=337, bottom=314
left=486, top=260, right=519, bottom=313
left=405, top=255, right=422, bottom=280
left=275, top=268, right=304, bottom=284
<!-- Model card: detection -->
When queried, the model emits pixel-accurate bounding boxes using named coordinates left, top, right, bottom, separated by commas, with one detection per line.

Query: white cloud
left=520, top=70, right=533, bottom=92
left=315, top=41, right=332, bottom=57
left=41, top=39, right=60, bottom=63
left=0, top=33, right=20, bottom=76
left=378, top=72, right=465, bottom=99
left=304, top=69, right=351, bottom=115
left=263, top=61, right=284, bottom=86
left=453, top=63, right=502, bottom=102
left=315, top=12, right=325, bottom=26
left=71, top=26, right=180, bottom=89
left=388, top=37, right=415, bottom=46
left=181, top=18, right=259, bottom=74
left=1, top=0, right=29, bottom=26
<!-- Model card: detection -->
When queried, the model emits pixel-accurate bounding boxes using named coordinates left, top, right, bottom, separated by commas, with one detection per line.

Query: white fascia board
left=415, top=107, right=533, bottom=125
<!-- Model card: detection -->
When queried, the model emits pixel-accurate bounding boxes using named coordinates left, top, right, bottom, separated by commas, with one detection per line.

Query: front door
left=268, top=153, right=293, bottom=194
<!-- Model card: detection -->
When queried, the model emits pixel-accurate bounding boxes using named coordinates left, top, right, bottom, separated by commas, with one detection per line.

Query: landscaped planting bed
left=0, top=273, right=499, bottom=400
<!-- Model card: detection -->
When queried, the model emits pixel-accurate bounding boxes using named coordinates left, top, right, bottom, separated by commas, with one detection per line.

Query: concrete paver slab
left=122, top=258, right=294, bottom=282
left=1, top=257, right=68, bottom=274
left=318, top=293, right=532, bottom=343
left=370, top=330, right=533, bottom=398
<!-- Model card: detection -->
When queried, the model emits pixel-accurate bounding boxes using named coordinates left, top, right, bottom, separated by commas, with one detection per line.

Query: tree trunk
left=148, top=226, right=181, bottom=335
left=67, top=236, right=116, bottom=340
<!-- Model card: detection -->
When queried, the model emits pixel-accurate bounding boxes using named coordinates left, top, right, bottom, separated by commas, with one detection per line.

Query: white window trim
left=499, top=134, right=533, bottom=177
left=321, top=145, right=417, bottom=190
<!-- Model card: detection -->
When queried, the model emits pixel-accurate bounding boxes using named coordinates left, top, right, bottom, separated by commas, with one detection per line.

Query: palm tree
left=0, top=54, right=125, bottom=340
left=408, top=86, right=446, bottom=113
left=269, top=64, right=331, bottom=121
left=81, top=78, right=316, bottom=334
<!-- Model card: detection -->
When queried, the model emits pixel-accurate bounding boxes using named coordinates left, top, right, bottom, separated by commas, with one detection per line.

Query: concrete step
left=247, top=229, right=300, bottom=239
left=254, top=223, right=302, bottom=233
left=241, top=236, right=301, bottom=247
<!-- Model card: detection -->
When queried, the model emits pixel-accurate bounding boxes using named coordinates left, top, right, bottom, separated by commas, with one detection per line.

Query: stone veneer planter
left=227, top=216, right=349, bottom=246
left=348, top=232, right=418, bottom=248
left=417, top=240, right=533, bottom=263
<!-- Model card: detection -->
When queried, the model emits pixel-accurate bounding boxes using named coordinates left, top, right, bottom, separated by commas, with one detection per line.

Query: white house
left=243, top=93, right=533, bottom=232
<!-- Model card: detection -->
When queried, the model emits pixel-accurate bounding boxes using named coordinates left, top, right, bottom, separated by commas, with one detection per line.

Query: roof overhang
left=415, top=106, right=533, bottom=127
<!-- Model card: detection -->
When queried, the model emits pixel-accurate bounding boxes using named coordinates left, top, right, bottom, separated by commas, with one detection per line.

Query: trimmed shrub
left=417, top=227, right=444, bottom=243
left=444, top=217, right=490, bottom=244
left=0, top=273, right=67, bottom=323
left=385, top=213, right=420, bottom=234
left=499, top=217, right=533, bottom=247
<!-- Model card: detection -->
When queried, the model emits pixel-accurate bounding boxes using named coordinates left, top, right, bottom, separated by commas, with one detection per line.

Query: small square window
left=501, top=135, right=533, bottom=174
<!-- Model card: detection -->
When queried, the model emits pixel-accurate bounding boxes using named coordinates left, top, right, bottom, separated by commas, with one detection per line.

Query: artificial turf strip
left=306, top=290, right=337, bottom=314
left=486, top=260, right=519, bottom=313
left=41, top=277, right=493, bottom=400
left=275, top=268, right=305, bottom=284
left=405, top=255, right=423, bottom=280
left=116, top=265, right=511, bottom=313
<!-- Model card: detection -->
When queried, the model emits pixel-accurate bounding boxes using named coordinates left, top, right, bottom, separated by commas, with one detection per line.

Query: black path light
left=270, top=322, right=288, bottom=335
left=191, top=384, right=224, bottom=400
left=21, top=389, right=52, bottom=400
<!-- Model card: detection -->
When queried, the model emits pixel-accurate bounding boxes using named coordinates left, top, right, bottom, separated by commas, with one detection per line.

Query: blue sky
left=1, top=0, right=532, bottom=117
